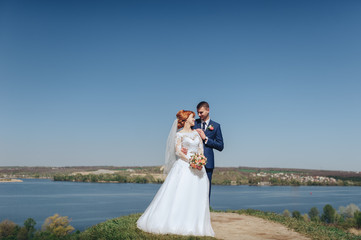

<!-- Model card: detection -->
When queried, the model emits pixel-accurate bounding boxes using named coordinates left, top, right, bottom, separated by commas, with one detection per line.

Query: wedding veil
left=164, top=119, right=178, bottom=174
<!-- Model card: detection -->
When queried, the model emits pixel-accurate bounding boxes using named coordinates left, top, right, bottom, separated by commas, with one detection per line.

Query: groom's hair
left=197, top=101, right=209, bottom=110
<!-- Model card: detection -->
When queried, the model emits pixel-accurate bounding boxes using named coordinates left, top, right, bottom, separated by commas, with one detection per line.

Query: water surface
left=1, top=179, right=360, bottom=230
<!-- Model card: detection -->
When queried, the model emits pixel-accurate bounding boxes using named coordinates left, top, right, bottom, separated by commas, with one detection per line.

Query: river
left=1, top=179, right=360, bottom=230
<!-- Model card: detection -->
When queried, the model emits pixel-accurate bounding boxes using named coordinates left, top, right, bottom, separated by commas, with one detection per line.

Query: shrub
left=114, top=174, right=128, bottom=183
left=222, top=179, right=231, bottom=185
left=24, top=218, right=36, bottom=232
left=0, top=219, right=19, bottom=239
left=282, top=209, right=291, bottom=217
left=339, top=203, right=360, bottom=219
left=17, top=218, right=36, bottom=240
left=42, top=214, right=74, bottom=237
left=321, top=204, right=336, bottom=224
left=133, top=176, right=148, bottom=183
left=334, top=213, right=343, bottom=224
left=338, top=217, right=356, bottom=229
left=309, top=207, right=320, bottom=222
left=355, top=211, right=361, bottom=229
left=17, top=227, right=29, bottom=240
left=303, top=213, right=310, bottom=222
left=292, top=210, right=302, bottom=220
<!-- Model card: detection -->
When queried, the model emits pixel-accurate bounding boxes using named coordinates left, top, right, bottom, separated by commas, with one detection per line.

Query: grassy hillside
left=2, top=210, right=361, bottom=239
left=77, top=210, right=361, bottom=240
left=77, top=213, right=215, bottom=240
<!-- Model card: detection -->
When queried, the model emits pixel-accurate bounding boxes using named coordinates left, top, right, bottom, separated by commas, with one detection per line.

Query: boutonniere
left=208, top=124, right=214, bottom=131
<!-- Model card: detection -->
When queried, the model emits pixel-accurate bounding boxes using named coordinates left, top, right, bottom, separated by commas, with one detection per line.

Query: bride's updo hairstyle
left=176, top=110, right=195, bottom=129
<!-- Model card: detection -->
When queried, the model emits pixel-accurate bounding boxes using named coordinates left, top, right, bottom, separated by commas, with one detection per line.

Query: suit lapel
left=195, top=119, right=212, bottom=135
left=204, top=119, right=213, bottom=135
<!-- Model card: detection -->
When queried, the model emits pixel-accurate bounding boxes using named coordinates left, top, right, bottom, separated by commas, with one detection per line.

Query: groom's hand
left=195, top=129, right=206, bottom=140
left=181, top=147, right=188, bottom=155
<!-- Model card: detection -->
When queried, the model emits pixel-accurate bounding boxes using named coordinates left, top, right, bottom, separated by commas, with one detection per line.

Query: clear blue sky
left=1, top=0, right=360, bottom=171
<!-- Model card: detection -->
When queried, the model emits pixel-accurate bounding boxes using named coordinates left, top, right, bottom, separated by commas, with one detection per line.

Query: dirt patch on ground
left=349, top=228, right=361, bottom=236
left=211, top=212, right=310, bottom=240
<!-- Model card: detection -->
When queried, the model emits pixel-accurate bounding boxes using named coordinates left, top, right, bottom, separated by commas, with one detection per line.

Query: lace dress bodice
left=175, top=131, right=203, bottom=162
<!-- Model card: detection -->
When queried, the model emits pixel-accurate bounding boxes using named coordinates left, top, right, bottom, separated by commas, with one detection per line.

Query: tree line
left=0, top=214, right=77, bottom=240
left=283, top=203, right=361, bottom=229
left=53, top=173, right=163, bottom=184
left=53, top=173, right=361, bottom=186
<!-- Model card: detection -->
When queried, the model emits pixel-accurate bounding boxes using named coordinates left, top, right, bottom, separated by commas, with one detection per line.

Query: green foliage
left=248, top=177, right=260, bottom=185
left=89, top=175, right=98, bottom=182
left=0, top=217, right=78, bottom=240
left=17, top=218, right=36, bottom=240
left=49, top=166, right=361, bottom=186
left=0, top=220, right=19, bottom=240
left=334, top=213, right=344, bottom=224
left=133, top=176, right=149, bottom=184
left=328, top=176, right=361, bottom=185
left=53, top=173, right=162, bottom=184
left=339, top=203, right=360, bottom=219
left=309, top=207, right=320, bottom=222
left=41, top=214, right=75, bottom=237
left=292, top=210, right=302, bottom=220
left=222, top=179, right=231, bottom=185
left=24, top=218, right=36, bottom=232
left=355, top=211, right=361, bottom=229
left=338, top=217, right=357, bottom=230
left=322, top=204, right=336, bottom=224
left=302, top=213, right=310, bottom=222
left=290, top=179, right=301, bottom=186
left=282, top=209, right=291, bottom=218
left=114, top=174, right=128, bottom=183
left=17, top=227, right=29, bottom=240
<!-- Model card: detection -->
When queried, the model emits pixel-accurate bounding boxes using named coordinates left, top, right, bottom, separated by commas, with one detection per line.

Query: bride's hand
left=195, top=129, right=206, bottom=140
left=181, top=147, right=188, bottom=155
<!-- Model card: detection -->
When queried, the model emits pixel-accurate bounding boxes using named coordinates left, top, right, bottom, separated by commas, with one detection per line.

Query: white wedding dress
left=137, top=130, right=214, bottom=237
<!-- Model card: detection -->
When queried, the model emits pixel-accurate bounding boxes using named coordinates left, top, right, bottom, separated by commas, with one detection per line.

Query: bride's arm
left=175, top=134, right=189, bottom=162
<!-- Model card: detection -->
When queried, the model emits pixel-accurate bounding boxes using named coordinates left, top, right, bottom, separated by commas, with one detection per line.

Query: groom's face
left=197, top=107, right=209, bottom=121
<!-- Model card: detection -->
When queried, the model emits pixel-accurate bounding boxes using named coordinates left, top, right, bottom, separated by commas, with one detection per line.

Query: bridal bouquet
left=189, top=153, right=207, bottom=170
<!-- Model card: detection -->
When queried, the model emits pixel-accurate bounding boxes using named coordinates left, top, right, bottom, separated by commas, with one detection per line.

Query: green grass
left=77, top=213, right=215, bottom=240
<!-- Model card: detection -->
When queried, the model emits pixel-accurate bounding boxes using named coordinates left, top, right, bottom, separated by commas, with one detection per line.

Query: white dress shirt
left=201, top=119, right=210, bottom=143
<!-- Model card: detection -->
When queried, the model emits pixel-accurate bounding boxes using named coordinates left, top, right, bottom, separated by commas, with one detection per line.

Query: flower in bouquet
left=189, top=153, right=207, bottom=170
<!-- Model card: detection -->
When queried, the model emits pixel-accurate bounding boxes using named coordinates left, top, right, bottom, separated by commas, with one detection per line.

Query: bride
left=137, top=110, right=214, bottom=237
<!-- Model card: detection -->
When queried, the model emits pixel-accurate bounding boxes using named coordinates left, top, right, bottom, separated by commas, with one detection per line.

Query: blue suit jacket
left=194, top=119, right=224, bottom=169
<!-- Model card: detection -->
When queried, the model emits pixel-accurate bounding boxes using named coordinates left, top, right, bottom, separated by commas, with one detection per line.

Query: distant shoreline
left=0, top=178, right=23, bottom=183
left=2, top=166, right=361, bottom=186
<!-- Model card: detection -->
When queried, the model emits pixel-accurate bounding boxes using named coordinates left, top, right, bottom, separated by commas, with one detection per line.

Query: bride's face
left=186, top=114, right=195, bottom=127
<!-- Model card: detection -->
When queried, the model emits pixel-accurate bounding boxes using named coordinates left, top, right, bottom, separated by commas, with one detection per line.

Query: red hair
left=176, top=110, right=195, bottom=129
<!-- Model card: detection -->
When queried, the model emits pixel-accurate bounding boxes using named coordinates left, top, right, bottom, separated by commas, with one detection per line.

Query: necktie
left=202, top=122, right=206, bottom=131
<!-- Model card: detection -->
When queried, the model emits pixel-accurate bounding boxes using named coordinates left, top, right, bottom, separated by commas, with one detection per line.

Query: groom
left=183, top=101, right=224, bottom=200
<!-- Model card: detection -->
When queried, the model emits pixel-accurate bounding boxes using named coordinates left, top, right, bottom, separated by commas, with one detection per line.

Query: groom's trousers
left=205, top=167, right=213, bottom=202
